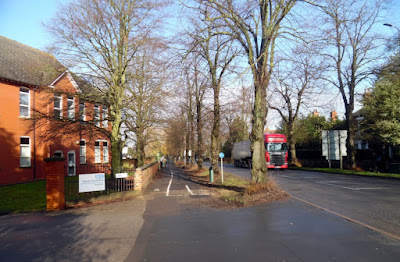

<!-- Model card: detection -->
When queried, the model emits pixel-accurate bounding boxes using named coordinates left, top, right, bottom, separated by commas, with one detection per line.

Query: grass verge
left=0, top=180, right=46, bottom=214
left=1, top=175, right=140, bottom=214
left=177, top=163, right=289, bottom=208
left=290, top=166, right=400, bottom=179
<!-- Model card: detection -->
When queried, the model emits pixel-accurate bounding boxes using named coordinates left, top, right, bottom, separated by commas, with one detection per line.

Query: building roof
left=0, top=35, right=105, bottom=103
left=0, top=35, right=66, bottom=87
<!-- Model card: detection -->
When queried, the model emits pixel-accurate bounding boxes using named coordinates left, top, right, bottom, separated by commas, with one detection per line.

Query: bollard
left=209, top=165, right=214, bottom=183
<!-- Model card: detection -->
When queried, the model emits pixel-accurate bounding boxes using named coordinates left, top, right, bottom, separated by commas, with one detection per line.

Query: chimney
left=312, top=109, right=319, bottom=117
left=363, top=88, right=372, bottom=100
left=331, top=110, right=338, bottom=122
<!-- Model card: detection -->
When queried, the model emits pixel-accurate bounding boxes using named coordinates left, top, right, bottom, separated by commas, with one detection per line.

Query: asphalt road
left=206, top=161, right=400, bottom=241
left=126, top=164, right=400, bottom=261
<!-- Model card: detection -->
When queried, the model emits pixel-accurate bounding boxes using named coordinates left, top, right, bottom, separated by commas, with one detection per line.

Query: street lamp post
left=384, top=23, right=400, bottom=53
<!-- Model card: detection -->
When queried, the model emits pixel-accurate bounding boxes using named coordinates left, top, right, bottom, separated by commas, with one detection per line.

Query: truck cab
left=265, top=134, right=288, bottom=169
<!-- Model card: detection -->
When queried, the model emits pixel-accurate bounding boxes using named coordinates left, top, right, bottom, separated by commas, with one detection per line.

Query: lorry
left=232, top=133, right=288, bottom=169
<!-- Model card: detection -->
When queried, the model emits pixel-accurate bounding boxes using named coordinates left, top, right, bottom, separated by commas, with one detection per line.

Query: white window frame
left=20, top=136, right=31, bottom=167
left=103, top=141, right=109, bottom=163
left=67, top=97, right=75, bottom=120
left=102, top=107, right=108, bottom=128
left=95, top=141, right=101, bottom=163
left=54, top=150, right=63, bottom=158
left=67, top=150, right=76, bottom=176
left=79, top=101, right=86, bottom=122
left=54, top=94, right=62, bottom=119
left=94, top=105, right=100, bottom=127
left=19, top=87, right=30, bottom=118
left=79, top=140, right=86, bottom=164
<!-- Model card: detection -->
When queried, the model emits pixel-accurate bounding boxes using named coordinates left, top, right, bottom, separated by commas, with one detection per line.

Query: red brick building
left=0, top=35, right=111, bottom=185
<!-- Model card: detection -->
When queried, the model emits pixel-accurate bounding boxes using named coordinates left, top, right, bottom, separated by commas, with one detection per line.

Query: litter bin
left=209, top=165, right=214, bottom=183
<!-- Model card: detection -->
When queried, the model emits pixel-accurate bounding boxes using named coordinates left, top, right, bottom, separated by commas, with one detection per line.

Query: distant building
left=0, top=35, right=111, bottom=185
left=312, top=109, right=319, bottom=117
left=330, top=110, right=338, bottom=122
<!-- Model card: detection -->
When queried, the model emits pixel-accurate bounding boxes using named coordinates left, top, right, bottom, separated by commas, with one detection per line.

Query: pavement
left=0, top=195, right=146, bottom=262
left=1, top=164, right=400, bottom=261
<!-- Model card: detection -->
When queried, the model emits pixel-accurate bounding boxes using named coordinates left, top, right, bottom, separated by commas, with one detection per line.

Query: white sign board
left=322, top=130, right=347, bottom=160
left=115, top=172, right=128, bottom=178
left=79, top=173, right=105, bottom=193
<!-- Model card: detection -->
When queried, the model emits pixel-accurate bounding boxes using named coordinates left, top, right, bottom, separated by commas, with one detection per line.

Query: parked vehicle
left=232, top=134, right=288, bottom=169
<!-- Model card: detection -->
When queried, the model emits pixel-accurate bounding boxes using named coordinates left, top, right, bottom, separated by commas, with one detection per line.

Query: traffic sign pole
left=221, top=157, right=224, bottom=184
left=219, top=152, right=225, bottom=184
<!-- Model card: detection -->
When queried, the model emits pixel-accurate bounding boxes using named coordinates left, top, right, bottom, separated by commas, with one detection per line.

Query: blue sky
left=0, top=0, right=60, bottom=50
left=1, top=0, right=400, bottom=128
left=1, top=0, right=399, bottom=50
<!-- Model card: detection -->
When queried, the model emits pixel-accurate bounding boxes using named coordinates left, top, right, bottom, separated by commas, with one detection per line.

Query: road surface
left=126, top=164, right=400, bottom=261
left=205, top=161, right=400, bottom=241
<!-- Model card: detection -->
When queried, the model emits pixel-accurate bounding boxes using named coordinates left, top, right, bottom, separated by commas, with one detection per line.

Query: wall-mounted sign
left=115, top=172, right=128, bottom=178
left=79, top=173, right=105, bottom=193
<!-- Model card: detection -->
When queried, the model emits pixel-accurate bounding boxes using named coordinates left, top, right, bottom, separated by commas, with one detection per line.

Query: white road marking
left=316, top=181, right=383, bottom=191
left=185, top=185, right=195, bottom=195
left=279, top=175, right=316, bottom=180
left=166, top=175, right=173, bottom=196
left=280, top=175, right=302, bottom=180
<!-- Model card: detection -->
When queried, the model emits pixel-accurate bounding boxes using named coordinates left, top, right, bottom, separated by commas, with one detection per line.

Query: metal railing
left=64, top=166, right=135, bottom=202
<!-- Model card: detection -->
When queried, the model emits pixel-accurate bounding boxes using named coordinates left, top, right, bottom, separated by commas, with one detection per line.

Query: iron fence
left=64, top=166, right=135, bottom=202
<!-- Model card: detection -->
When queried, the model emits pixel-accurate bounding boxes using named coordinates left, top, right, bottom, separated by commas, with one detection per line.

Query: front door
left=67, top=151, right=76, bottom=176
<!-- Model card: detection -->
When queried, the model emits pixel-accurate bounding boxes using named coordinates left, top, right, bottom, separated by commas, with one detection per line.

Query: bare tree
left=269, top=45, right=325, bottom=165
left=45, top=0, right=164, bottom=173
left=181, top=3, right=238, bottom=175
left=198, top=0, right=296, bottom=183
left=185, top=54, right=209, bottom=170
left=124, top=43, right=171, bottom=167
left=315, top=0, right=385, bottom=168
left=184, top=68, right=196, bottom=165
left=165, top=110, right=187, bottom=158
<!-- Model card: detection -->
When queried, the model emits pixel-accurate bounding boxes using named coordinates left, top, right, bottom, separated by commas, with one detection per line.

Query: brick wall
left=45, top=157, right=65, bottom=211
left=134, top=161, right=160, bottom=191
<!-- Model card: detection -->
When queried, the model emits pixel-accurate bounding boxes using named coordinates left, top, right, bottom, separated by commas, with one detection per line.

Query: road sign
left=322, top=130, right=347, bottom=169
left=322, top=130, right=347, bottom=160
left=219, top=152, right=225, bottom=158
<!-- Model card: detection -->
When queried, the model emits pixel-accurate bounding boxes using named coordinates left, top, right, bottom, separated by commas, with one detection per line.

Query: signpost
left=322, top=130, right=347, bottom=169
left=79, top=173, right=105, bottom=193
left=219, top=152, right=225, bottom=183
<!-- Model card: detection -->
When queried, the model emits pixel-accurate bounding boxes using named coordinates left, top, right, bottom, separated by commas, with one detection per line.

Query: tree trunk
left=287, top=122, right=297, bottom=165
left=197, top=103, right=204, bottom=170
left=111, top=107, right=122, bottom=176
left=190, top=114, right=195, bottom=166
left=211, top=89, right=220, bottom=175
left=250, top=80, right=267, bottom=183
left=185, top=122, right=190, bottom=165
left=345, top=110, right=356, bottom=169
left=136, top=127, right=145, bottom=167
